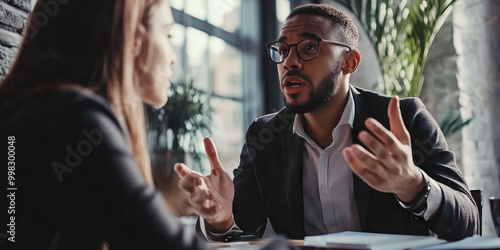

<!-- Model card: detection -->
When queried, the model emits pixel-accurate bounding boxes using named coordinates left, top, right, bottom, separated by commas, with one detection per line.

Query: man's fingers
left=344, top=146, right=390, bottom=193
left=358, top=131, right=398, bottom=166
left=344, top=146, right=376, bottom=178
left=188, top=192, right=220, bottom=218
left=174, top=163, right=192, bottom=177
left=178, top=175, right=202, bottom=193
left=198, top=204, right=221, bottom=219
left=364, top=118, right=402, bottom=151
left=190, top=190, right=213, bottom=205
left=388, top=96, right=410, bottom=145
left=203, top=137, right=224, bottom=175
left=175, top=163, right=204, bottom=191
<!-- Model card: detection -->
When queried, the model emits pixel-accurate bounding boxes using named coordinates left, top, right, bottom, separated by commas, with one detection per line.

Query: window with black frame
left=162, top=0, right=262, bottom=177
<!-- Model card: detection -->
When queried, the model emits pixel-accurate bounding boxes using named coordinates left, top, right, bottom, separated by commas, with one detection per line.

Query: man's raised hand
left=175, top=137, right=235, bottom=231
left=343, top=96, right=424, bottom=203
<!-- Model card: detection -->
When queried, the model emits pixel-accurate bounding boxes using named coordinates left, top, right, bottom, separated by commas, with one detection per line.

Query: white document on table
left=303, top=231, right=446, bottom=250
left=419, top=235, right=500, bottom=249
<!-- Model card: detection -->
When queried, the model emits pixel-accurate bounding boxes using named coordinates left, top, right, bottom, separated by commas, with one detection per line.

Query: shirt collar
left=293, top=88, right=355, bottom=137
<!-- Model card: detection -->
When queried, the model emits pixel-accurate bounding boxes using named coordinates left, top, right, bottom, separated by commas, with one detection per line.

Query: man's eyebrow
left=277, top=35, right=287, bottom=42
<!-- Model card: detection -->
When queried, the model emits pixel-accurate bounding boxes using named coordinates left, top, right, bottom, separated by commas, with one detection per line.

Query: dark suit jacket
left=0, top=90, right=206, bottom=250
left=233, top=86, right=479, bottom=241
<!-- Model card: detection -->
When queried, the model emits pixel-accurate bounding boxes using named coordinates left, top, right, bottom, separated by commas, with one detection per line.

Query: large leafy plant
left=335, top=0, right=472, bottom=137
left=336, top=0, right=456, bottom=97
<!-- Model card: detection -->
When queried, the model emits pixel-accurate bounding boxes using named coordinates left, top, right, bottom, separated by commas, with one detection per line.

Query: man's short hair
left=287, top=4, right=359, bottom=50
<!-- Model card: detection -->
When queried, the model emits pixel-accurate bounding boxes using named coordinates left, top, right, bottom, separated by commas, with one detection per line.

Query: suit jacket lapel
left=351, top=86, right=372, bottom=231
left=282, top=129, right=305, bottom=238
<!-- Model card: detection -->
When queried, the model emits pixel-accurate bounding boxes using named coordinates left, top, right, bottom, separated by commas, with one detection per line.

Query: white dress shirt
left=293, top=90, right=360, bottom=235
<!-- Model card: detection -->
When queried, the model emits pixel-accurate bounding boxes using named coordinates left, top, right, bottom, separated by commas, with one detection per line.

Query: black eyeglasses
left=266, top=39, right=352, bottom=64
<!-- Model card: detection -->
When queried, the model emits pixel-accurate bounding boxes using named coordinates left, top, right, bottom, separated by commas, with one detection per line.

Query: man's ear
left=133, top=25, right=146, bottom=57
left=341, top=50, right=361, bottom=74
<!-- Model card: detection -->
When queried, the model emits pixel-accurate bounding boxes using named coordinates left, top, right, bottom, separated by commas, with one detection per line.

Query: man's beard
left=284, top=63, right=341, bottom=114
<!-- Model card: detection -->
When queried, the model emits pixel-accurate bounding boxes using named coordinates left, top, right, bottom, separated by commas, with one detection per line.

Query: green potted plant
left=336, top=0, right=457, bottom=97
left=336, top=0, right=471, bottom=137
left=144, top=75, right=211, bottom=216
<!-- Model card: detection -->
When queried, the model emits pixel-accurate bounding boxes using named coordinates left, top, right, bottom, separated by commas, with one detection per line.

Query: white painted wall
left=454, top=0, right=500, bottom=237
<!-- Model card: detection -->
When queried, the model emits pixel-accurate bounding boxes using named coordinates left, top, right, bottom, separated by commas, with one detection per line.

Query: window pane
left=170, top=24, right=185, bottom=82
left=276, top=0, right=290, bottom=24
left=210, top=36, right=242, bottom=98
left=185, top=0, right=207, bottom=20
left=211, top=97, right=244, bottom=178
left=208, top=0, right=241, bottom=32
left=171, top=24, right=185, bottom=48
left=186, top=27, right=210, bottom=91
left=170, top=0, right=184, bottom=11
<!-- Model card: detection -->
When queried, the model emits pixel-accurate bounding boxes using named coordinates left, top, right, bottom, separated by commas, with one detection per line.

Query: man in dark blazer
left=176, top=3, right=479, bottom=242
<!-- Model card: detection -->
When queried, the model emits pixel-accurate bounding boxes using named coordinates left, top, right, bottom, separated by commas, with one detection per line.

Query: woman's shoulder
left=48, top=89, right=127, bottom=137
left=1, top=88, right=123, bottom=139
left=48, top=88, right=115, bottom=117
left=57, top=88, right=122, bottom=125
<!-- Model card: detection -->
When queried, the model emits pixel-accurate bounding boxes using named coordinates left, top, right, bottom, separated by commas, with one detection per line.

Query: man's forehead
left=279, top=14, right=334, bottom=40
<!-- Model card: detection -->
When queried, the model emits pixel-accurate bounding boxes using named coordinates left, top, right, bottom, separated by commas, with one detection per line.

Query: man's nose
left=283, top=46, right=303, bottom=70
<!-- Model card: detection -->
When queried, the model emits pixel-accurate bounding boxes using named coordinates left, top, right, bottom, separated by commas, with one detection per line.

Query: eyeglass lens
left=268, top=40, right=320, bottom=63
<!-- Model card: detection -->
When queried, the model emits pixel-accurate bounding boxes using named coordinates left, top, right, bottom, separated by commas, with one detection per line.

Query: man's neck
left=302, top=87, right=350, bottom=149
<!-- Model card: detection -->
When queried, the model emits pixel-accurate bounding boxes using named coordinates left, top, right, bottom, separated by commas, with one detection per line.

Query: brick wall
left=0, top=0, right=30, bottom=80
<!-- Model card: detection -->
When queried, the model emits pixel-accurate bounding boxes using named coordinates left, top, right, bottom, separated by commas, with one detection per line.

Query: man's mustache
left=282, top=70, right=312, bottom=83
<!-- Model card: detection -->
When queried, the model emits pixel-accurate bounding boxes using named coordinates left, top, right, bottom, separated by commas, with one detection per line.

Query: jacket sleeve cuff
left=199, top=216, right=243, bottom=241
left=418, top=177, right=443, bottom=221
left=395, top=170, right=443, bottom=221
